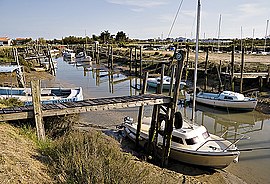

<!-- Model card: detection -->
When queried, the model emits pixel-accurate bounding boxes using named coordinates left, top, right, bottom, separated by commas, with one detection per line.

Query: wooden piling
left=168, top=65, right=176, bottom=97
left=31, top=80, right=45, bottom=140
left=258, top=76, right=263, bottom=91
left=135, top=47, right=138, bottom=76
left=13, top=48, right=25, bottom=88
left=162, top=50, right=186, bottom=167
left=157, top=64, right=165, bottom=94
left=129, top=47, right=133, bottom=75
left=107, top=45, right=110, bottom=66
left=217, top=64, right=223, bottom=92
left=240, top=47, right=245, bottom=93
left=185, top=45, right=190, bottom=81
left=204, top=47, right=209, bottom=91
left=135, top=72, right=149, bottom=148
left=267, top=66, right=270, bottom=84
left=140, top=46, right=143, bottom=78
left=231, top=45, right=235, bottom=91
left=110, top=46, right=114, bottom=70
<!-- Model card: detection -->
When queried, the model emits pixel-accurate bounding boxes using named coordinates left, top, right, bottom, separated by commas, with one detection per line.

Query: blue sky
left=0, top=0, right=269, bottom=40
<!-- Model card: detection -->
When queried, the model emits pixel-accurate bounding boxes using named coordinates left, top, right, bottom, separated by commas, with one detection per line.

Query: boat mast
left=217, top=14, right=222, bottom=52
left=191, top=0, right=201, bottom=123
left=264, top=19, right=269, bottom=52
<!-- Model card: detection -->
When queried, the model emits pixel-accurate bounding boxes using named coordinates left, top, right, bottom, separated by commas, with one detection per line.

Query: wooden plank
left=0, top=111, right=34, bottom=121
left=0, top=95, right=171, bottom=121
left=41, top=97, right=171, bottom=117
left=3, top=108, right=16, bottom=114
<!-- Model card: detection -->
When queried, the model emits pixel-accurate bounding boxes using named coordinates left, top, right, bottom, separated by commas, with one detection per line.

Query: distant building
left=0, top=37, right=12, bottom=46
left=14, top=37, right=32, bottom=45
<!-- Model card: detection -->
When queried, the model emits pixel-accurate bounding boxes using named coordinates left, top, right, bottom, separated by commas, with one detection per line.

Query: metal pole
left=191, top=0, right=201, bottom=123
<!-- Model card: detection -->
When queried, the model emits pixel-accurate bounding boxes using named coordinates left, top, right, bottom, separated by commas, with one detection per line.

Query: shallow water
left=55, top=57, right=270, bottom=184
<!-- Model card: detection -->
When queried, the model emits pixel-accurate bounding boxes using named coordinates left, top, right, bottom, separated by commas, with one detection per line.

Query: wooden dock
left=0, top=94, right=171, bottom=122
left=221, top=72, right=269, bottom=79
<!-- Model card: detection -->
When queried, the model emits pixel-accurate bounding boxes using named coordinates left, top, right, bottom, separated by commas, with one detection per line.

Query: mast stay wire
left=167, top=0, right=185, bottom=39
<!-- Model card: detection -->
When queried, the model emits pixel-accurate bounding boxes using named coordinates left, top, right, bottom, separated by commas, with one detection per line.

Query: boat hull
left=169, top=147, right=238, bottom=169
left=195, top=96, right=257, bottom=111
left=123, top=123, right=239, bottom=169
left=0, top=87, right=83, bottom=106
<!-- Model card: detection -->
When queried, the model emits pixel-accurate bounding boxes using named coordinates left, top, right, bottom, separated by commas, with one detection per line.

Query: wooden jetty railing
left=0, top=94, right=171, bottom=122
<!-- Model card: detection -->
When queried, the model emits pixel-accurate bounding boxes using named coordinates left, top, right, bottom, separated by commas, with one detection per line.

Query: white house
left=0, top=37, right=12, bottom=46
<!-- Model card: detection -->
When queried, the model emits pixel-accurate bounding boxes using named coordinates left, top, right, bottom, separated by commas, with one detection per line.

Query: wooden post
left=231, top=45, right=235, bottom=91
left=204, top=47, right=209, bottom=91
left=107, top=45, right=110, bottom=67
left=216, top=64, right=223, bottom=92
left=240, top=47, right=245, bottom=93
left=111, top=46, right=114, bottom=70
left=157, top=64, right=165, bottom=94
left=218, top=60, right=223, bottom=91
left=147, top=104, right=159, bottom=155
left=92, top=44, right=95, bottom=60
left=129, top=48, right=133, bottom=75
left=135, top=47, right=138, bottom=76
left=13, top=48, right=25, bottom=88
left=135, top=72, right=149, bottom=148
left=162, top=50, right=186, bottom=167
left=185, top=45, right=190, bottom=81
left=267, top=66, right=270, bottom=84
left=168, top=65, right=176, bottom=97
left=140, top=46, right=143, bottom=78
left=258, top=76, right=263, bottom=91
left=31, top=80, right=45, bottom=140
left=47, top=46, right=56, bottom=76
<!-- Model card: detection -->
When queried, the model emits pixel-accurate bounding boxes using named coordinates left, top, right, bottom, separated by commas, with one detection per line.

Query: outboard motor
left=124, top=116, right=133, bottom=124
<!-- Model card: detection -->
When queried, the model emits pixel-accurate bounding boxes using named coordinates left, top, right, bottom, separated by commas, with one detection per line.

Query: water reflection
left=179, top=104, right=269, bottom=142
left=60, top=57, right=141, bottom=97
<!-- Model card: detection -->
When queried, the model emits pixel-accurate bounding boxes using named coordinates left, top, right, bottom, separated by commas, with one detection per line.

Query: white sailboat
left=122, top=0, right=241, bottom=169
left=76, top=31, right=92, bottom=63
left=195, top=90, right=257, bottom=111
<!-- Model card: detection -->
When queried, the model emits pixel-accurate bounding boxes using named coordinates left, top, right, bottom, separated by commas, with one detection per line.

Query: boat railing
left=220, top=130, right=250, bottom=151
left=195, top=131, right=250, bottom=152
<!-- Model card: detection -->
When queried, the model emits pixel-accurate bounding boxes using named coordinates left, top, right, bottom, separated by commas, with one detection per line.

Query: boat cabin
left=218, top=91, right=245, bottom=101
left=158, top=123, right=210, bottom=150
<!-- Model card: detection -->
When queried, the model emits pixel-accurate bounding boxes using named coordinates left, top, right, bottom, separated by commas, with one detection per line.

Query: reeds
left=45, top=129, right=154, bottom=183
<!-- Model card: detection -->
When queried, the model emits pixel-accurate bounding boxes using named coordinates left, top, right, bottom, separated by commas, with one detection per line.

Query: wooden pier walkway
left=0, top=94, right=171, bottom=122
left=221, top=72, right=269, bottom=79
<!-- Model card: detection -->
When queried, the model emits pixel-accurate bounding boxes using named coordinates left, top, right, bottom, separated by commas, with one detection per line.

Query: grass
left=0, top=98, right=24, bottom=108
left=44, top=130, right=151, bottom=183
left=36, top=127, right=181, bottom=183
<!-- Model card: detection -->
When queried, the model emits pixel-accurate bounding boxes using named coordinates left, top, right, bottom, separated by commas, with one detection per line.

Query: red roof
left=0, top=37, right=10, bottom=41
left=16, top=37, right=30, bottom=41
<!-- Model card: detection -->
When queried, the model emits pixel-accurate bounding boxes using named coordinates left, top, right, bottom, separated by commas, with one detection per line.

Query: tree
left=115, top=31, right=128, bottom=42
left=100, top=30, right=111, bottom=44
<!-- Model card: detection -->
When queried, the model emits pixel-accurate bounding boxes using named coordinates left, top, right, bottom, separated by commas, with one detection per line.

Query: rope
left=167, top=0, right=185, bottom=38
